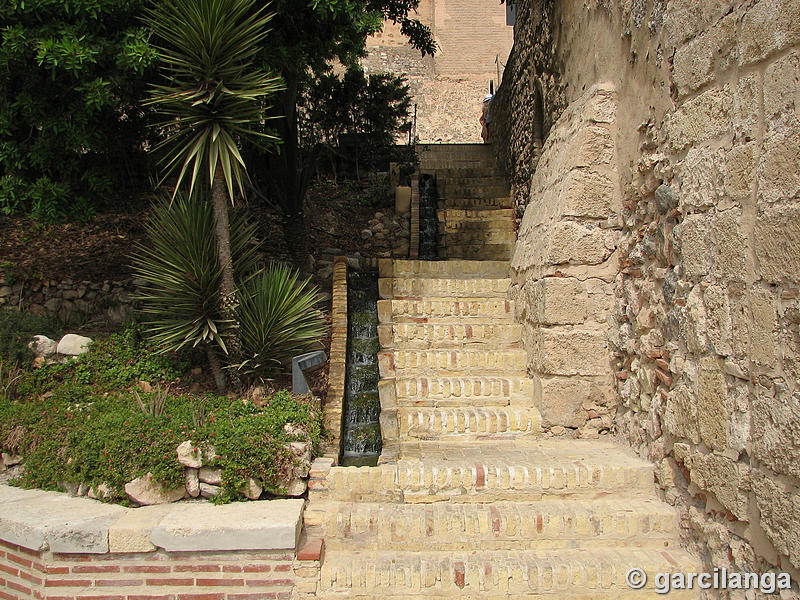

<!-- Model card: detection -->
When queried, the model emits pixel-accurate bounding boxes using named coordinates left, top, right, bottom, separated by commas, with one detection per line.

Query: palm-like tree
left=144, top=0, right=283, bottom=390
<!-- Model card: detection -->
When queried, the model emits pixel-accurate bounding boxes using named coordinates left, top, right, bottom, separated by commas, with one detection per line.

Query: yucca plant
left=131, top=195, right=261, bottom=392
left=144, top=0, right=283, bottom=389
left=234, top=264, right=326, bottom=379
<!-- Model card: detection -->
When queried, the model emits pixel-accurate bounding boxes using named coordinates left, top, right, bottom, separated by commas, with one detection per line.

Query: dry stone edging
left=0, top=483, right=304, bottom=554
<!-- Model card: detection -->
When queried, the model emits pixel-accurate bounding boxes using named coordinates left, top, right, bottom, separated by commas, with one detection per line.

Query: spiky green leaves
left=235, top=264, right=326, bottom=377
left=131, top=195, right=260, bottom=355
left=144, top=0, right=284, bottom=201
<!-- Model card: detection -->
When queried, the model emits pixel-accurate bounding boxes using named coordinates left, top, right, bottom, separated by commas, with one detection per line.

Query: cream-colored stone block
left=696, top=357, right=730, bottom=452
left=531, top=328, right=610, bottom=377
left=738, top=0, right=800, bottom=65
left=665, top=85, right=733, bottom=152
left=673, top=13, right=736, bottom=95
left=680, top=210, right=752, bottom=283
left=108, top=504, right=172, bottom=553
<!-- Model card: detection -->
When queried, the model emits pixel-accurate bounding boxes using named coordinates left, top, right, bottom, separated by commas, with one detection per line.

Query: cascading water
left=341, top=269, right=382, bottom=466
left=418, top=174, right=439, bottom=259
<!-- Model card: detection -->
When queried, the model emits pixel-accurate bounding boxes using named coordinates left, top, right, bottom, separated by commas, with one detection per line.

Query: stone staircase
left=305, top=151, right=699, bottom=599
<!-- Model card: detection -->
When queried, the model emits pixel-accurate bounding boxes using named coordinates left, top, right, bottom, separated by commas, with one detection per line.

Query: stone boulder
left=125, top=473, right=185, bottom=505
left=176, top=440, right=203, bottom=468
left=28, top=335, right=57, bottom=358
left=56, top=334, right=92, bottom=356
left=198, top=467, right=222, bottom=485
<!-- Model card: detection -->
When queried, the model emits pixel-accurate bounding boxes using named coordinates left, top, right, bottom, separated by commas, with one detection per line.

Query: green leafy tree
left=251, top=0, right=436, bottom=255
left=0, top=0, right=157, bottom=221
left=301, top=66, right=411, bottom=178
left=143, top=0, right=283, bottom=390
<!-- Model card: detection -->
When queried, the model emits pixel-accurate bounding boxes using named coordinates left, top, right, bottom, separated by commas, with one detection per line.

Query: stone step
left=311, top=440, right=656, bottom=503
left=378, top=349, right=528, bottom=378
left=378, top=298, right=515, bottom=323
left=438, top=183, right=510, bottom=198
left=443, top=195, right=513, bottom=209
left=439, top=222, right=515, bottom=236
left=427, top=167, right=500, bottom=179
left=442, top=244, right=514, bottom=260
left=309, top=498, right=679, bottom=551
left=438, top=207, right=515, bottom=222
left=383, top=259, right=509, bottom=279
left=442, top=229, right=517, bottom=245
left=397, top=406, right=540, bottom=440
left=317, top=548, right=698, bottom=598
left=379, top=276, right=510, bottom=299
left=394, top=376, right=533, bottom=407
left=378, top=322, right=522, bottom=349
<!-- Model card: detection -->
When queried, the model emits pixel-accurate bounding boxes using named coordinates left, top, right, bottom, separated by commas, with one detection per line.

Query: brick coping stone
left=0, top=484, right=304, bottom=554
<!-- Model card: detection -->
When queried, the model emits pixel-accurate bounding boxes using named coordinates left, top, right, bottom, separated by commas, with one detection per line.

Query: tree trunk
left=211, top=168, right=243, bottom=390
left=206, top=344, right=227, bottom=394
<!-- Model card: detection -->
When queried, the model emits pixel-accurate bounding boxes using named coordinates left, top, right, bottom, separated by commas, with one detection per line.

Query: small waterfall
left=342, top=270, right=382, bottom=466
left=419, top=174, right=439, bottom=259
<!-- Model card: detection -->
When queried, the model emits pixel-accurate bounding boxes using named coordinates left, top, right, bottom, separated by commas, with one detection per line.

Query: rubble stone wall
left=496, top=0, right=800, bottom=586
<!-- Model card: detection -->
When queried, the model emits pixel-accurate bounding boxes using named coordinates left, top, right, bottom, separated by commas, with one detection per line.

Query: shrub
left=0, top=1, right=157, bottom=221
left=235, top=264, right=326, bottom=378
left=131, top=195, right=260, bottom=387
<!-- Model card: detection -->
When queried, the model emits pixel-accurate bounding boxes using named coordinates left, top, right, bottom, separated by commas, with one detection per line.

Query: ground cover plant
left=0, top=324, right=323, bottom=504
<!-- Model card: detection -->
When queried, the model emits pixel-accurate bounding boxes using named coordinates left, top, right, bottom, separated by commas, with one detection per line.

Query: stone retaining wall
left=0, top=485, right=319, bottom=600
left=0, top=274, right=139, bottom=325
left=495, top=0, right=800, bottom=588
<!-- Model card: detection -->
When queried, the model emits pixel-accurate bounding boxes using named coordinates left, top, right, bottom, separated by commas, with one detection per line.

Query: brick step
left=378, top=349, right=528, bottom=378
left=430, top=167, right=504, bottom=178
left=309, top=498, right=679, bottom=551
left=378, top=322, right=522, bottom=349
left=443, top=196, right=513, bottom=209
left=393, top=376, right=533, bottom=407
left=438, top=207, right=515, bottom=221
left=442, top=229, right=517, bottom=245
left=397, top=406, right=540, bottom=440
left=382, top=259, right=509, bottom=279
left=378, top=298, right=515, bottom=323
left=379, top=277, right=510, bottom=299
left=317, top=548, right=698, bottom=598
left=439, top=222, right=515, bottom=236
left=310, top=440, right=656, bottom=503
left=438, top=184, right=510, bottom=198
left=442, top=244, right=514, bottom=260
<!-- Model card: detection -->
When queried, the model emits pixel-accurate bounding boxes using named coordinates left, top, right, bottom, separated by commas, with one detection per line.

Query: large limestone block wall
left=509, top=84, right=621, bottom=434
left=496, top=0, right=800, bottom=586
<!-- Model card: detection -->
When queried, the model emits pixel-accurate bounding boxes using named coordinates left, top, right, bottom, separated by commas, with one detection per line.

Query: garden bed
left=0, top=322, right=324, bottom=506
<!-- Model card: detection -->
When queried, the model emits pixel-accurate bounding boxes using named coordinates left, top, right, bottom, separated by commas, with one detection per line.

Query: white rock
left=186, top=468, right=200, bottom=497
left=124, top=473, right=185, bottom=505
left=1, top=452, right=22, bottom=466
left=200, top=483, right=220, bottom=498
left=28, top=335, right=57, bottom=358
left=88, top=483, right=112, bottom=500
left=245, top=478, right=262, bottom=500
left=198, top=467, right=222, bottom=485
left=282, top=477, right=307, bottom=497
left=56, top=334, right=92, bottom=356
left=176, top=440, right=203, bottom=468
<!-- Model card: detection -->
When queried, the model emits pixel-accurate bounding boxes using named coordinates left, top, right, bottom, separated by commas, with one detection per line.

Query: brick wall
left=0, top=540, right=296, bottom=600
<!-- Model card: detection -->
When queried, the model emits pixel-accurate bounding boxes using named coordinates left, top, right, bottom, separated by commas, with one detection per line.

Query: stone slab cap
left=150, top=499, right=304, bottom=552
left=108, top=504, right=173, bottom=553
left=0, top=484, right=128, bottom=553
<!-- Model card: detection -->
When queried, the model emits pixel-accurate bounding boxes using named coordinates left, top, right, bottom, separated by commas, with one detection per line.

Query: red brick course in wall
left=0, top=540, right=295, bottom=600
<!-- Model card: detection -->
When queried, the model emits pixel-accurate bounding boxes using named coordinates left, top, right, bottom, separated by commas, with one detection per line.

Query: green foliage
left=16, top=324, right=183, bottom=398
left=302, top=66, right=411, bottom=173
left=0, top=308, right=57, bottom=364
left=131, top=195, right=261, bottom=356
left=0, top=0, right=157, bottom=221
left=235, top=264, right=326, bottom=378
left=143, top=0, right=283, bottom=200
left=0, top=377, right=322, bottom=503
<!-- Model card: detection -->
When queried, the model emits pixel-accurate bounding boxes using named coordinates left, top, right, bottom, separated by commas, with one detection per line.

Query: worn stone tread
left=379, top=349, right=528, bottom=377
left=394, top=375, right=533, bottom=406
left=318, top=548, right=699, bottom=597
left=388, top=259, right=509, bottom=279
left=311, top=498, right=679, bottom=550
left=380, top=298, right=515, bottom=322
